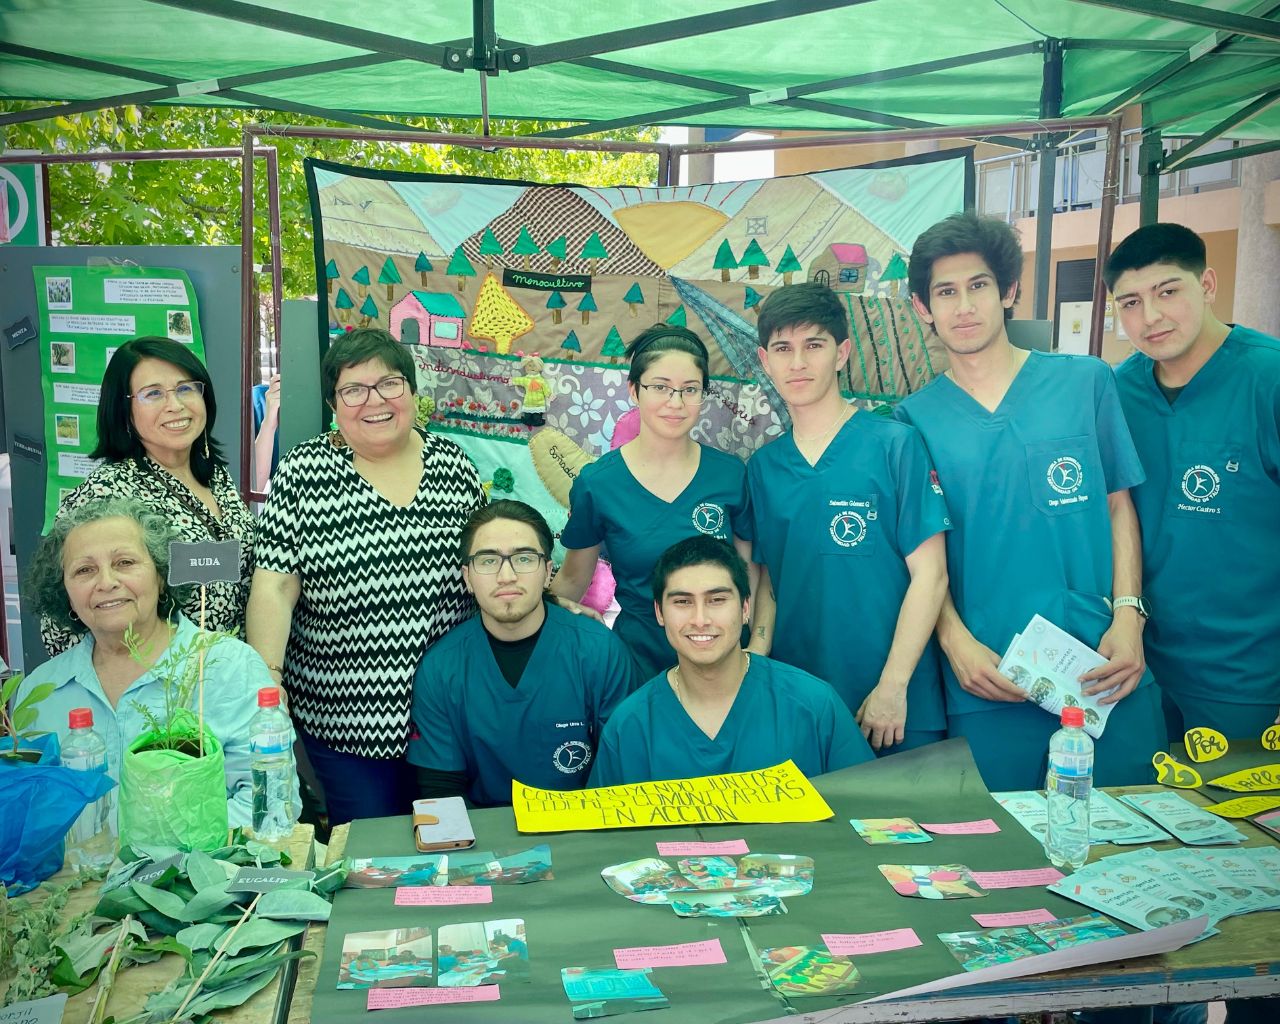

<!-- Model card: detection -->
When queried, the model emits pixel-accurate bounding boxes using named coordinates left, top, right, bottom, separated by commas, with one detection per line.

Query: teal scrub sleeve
left=745, top=457, right=768, bottom=565
left=587, top=723, right=624, bottom=789
left=893, top=425, right=952, bottom=557
left=1093, top=363, right=1146, bottom=494
left=560, top=466, right=604, bottom=550
left=729, top=457, right=754, bottom=543
left=406, top=657, right=468, bottom=773
left=823, top=692, right=876, bottom=772
left=595, top=633, right=643, bottom=736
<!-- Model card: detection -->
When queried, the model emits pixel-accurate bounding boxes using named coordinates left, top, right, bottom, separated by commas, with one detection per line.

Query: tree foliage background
left=1, top=102, right=659, bottom=299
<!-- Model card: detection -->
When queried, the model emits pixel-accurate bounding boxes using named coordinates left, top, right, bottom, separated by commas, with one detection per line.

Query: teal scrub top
left=895, top=352, right=1148, bottom=717
left=588, top=655, right=874, bottom=787
left=561, top=444, right=751, bottom=678
left=407, top=604, right=638, bottom=806
left=1116, top=326, right=1280, bottom=706
left=746, top=412, right=950, bottom=731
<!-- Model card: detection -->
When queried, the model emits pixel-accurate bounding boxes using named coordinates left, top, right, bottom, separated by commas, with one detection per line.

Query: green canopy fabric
left=1, top=0, right=1277, bottom=142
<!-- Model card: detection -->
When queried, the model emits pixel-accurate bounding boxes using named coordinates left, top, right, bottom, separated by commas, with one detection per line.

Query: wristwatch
left=1111, top=595, right=1151, bottom=619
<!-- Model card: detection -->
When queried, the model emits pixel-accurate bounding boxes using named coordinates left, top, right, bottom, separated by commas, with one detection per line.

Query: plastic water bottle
left=250, top=687, right=297, bottom=842
left=1045, top=705, right=1093, bottom=870
left=63, top=707, right=116, bottom=869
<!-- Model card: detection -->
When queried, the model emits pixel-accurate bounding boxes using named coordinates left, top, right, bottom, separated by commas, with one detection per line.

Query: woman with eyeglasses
left=246, top=328, right=485, bottom=823
left=40, top=336, right=255, bottom=656
left=550, top=325, right=755, bottom=679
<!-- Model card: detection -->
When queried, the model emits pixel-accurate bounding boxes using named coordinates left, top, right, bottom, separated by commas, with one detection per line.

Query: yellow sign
left=1262, top=725, right=1280, bottom=752
left=1206, top=764, right=1280, bottom=793
left=511, top=760, right=834, bottom=833
left=1200, top=794, right=1280, bottom=819
left=1152, top=751, right=1201, bottom=789
left=1183, top=727, right=1228, bottom=763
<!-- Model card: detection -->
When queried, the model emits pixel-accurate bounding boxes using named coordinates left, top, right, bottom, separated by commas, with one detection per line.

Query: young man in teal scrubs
left=407, top=500, right=638, bottom=806
left=894, top=211, right=1163, bottom=792
left=1107, top=224, right=1280, bottom=744
left=747, top=282, right=950, bottom=753
left=589, top=535, right=873, bottom=787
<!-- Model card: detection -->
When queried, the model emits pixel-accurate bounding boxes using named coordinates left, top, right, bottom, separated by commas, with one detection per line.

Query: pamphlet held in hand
left=999, top=615, right=1113, bottom=738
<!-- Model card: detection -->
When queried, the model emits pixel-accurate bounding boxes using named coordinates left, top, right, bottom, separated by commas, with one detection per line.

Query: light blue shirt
left=1116, top=325, right=1280, bottom=705
left=17, top=615, right=294, bottom=828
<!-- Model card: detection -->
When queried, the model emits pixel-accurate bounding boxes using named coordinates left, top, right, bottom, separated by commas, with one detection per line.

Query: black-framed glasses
left=467, top=550, right=548, bottom=575
left=336, top=375, right=408, bottom=407
left=130, top=381, right=206, bottom=406
left=636, top=382, right=706, bottom=405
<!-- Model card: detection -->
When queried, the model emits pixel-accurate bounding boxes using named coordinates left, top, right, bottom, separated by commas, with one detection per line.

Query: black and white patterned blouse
left=255, top=429, right=485, bottom=759
left=41, top=458, right=256, bottom=656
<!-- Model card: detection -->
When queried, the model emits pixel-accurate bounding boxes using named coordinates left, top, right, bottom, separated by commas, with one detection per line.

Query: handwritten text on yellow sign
left=511, top=760, right=834, bottom=833
left=1200, top=794, right=1280, bottom=819
left=1206, top=764, right=1280, bottom=793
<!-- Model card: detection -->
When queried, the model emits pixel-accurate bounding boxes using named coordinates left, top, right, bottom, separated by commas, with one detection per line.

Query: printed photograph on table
left=345, top=855, right=447, bottom=888
left=938, top=927, right=1052, bottom=972
left=879, top=864, right=989, bottom=900
left=737, top=854, right=814, bottom=896
left=850, top=817, right=932, bottom=845
left=449, top=845, right=553, bottom=885
left=437, top=919, right=529, bottom=988
left=1028, top=913, right=1128, bottom=949
left=677, top=856, right=739, bottom=890
left=757, top=946, right=861, bottom=997
left=670, top=885, right=785, bottom=918
left=602, top=859, right=698, bottom=904
left=561, top=966, right=670, bottom=1019
left=337, top=927, right=434, bottom=990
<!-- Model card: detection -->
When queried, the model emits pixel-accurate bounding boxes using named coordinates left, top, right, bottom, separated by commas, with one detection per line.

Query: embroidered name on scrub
left=827, top=498, right=875, bottom=548
left=1178, top=463, right=1223, bottom=515
left=1045, top=455, right=1087, bottom=507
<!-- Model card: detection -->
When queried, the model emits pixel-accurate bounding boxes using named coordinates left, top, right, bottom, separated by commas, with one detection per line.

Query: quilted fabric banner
left=306, top=151, right=971, bottom=549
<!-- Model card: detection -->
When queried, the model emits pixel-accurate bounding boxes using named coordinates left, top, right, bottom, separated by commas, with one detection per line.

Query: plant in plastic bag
left=1, top=672, right=54, bottom=760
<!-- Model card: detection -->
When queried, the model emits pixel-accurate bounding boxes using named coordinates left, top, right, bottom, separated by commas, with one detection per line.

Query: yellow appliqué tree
left=469, top=273, right=534, bottom=355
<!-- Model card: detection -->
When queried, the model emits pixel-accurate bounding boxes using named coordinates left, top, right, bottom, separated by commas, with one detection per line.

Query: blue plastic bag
left=1, top=732, right=117, bottom=894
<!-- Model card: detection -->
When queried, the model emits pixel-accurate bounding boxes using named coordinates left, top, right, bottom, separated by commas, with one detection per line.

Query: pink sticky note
left=394, top=885, right=493, bottom=906
left=971, top=908, right=1059, bottom=927
left=367, top=986, right=500, bottom=1009
left=614, top=938, right=727, bottom=969
left=655, top=839, right=750, bottom=856
left=820, top=928, right=922, bottom=956
left=919, top=819, right=1001, bottom=835
left=970, top=867, right=1065, bottom=889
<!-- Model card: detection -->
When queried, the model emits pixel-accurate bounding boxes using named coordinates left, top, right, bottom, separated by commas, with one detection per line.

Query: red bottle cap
left=1060, top=706, right=1085, bottom=727
left=68, top=707, right=94, bottom=729
left=257, top=687, right=281, bottom=708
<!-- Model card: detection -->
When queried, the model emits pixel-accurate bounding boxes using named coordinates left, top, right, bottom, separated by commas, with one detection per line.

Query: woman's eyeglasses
left=335, top=375, right=409, bottom=407
left=635, top=382, right=705, bottom=405
left=130, top=381, right=206, bottom=405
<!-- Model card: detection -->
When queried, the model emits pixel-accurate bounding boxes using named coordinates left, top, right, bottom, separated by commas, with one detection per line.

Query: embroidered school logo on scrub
left=553, top=740, right=592, bottom=774
left=1181, top=464, right=1220, bottom=503
left=691, top=502, right=726, bottom=536
left=1046, top=456, right=1083, bottom=495
left=829, top=511, right=867, bottom=548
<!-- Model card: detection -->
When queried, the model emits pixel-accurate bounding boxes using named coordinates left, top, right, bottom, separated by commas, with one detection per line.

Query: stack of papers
left=995, top=790, right=1172, bottom=846
left=999, top=615, right=1114, bottom=738
left=1120, top=792, right=1249, bottom=846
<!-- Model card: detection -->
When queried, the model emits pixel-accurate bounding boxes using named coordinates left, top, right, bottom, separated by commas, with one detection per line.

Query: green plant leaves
left=178, top=886, right=242, bottom=922
left=130, top=881, right=187, bottom=919
left=220, top=919, right=306, bottom=957
left=176, top=922, right=229, bottom=952
left=185, top=850, right=232, bottom=892
left=255, top=889, right=331, bottom=922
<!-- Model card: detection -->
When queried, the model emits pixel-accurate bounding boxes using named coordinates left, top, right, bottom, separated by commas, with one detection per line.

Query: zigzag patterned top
left=255, top=429, right=485, bottom=758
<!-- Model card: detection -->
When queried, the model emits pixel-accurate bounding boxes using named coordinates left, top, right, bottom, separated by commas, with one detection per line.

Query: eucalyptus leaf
left=185, top=850, right=230, bottom=893
left=203, top=948, right=314, bottom=990
left=220, top=919, right=305, bottom=957
left=137, top=909, right=183, bottom=936
left=178, top=886, right=241, bottom=922
left=184, top=967, right=278, bottom=1016
left=255, top=889, right=332, bottom=922
left=176, top=923, right=229, bottom=952
left=241, top=840, right=284, bottom=865
left=57, top=918, right=148, bottom=976
left=96, top=886, right=148, bottom=919
left=130, top=882, right=187, bottom=919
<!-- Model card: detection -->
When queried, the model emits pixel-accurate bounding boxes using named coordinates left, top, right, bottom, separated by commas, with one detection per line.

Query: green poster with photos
left=33, top=264, right=205, bottom=530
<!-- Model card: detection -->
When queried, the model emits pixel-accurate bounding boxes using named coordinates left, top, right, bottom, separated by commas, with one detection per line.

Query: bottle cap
left=257, top=687, right=281, bottom=708
left=1060, top=706, right=1085, bottom=727
left=68, top=707, right=93, bottom=729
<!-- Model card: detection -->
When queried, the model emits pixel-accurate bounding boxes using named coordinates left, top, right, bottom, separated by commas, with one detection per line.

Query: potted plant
left=2, top=673, right=113, bottom=894
left=119, top=628, right=232, bottom=854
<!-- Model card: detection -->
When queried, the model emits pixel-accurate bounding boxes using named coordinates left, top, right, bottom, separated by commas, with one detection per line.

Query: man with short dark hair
left=588, top=535, right=873, bottom=786
left=747, top=282, right=950, bottom=753
left=895, top=211, right=1163, bottom=792
left=408, top=500, right=637, bottom=806
left=1107, top=223, right=1280, bottom=743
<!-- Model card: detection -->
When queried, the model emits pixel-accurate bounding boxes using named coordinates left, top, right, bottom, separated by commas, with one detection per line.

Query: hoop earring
left=203, top=433, right=210, bottom=458
left=68, top=607, right=82, bottom=624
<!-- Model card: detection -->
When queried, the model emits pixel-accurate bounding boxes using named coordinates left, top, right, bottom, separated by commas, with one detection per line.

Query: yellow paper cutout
left=1183, top=727, right=1228, bottom=763
left=1205, top=764, right=1280, bottom=793
left=1152, top=751, right=1202, bottom=789
left=511, top=759, right=834, bottom=834
left=1262, top=725, right=1280, bottom=752
left=1200, top=794, right=1280, bottom=819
